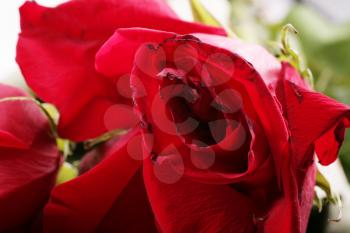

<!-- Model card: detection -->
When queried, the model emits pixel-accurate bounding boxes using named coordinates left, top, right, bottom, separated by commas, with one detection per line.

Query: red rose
left=16, top=0, right=226, bottom=141
left=0, top=83, right=61, bottom=232
left=42, top=28, right=350, bottom=233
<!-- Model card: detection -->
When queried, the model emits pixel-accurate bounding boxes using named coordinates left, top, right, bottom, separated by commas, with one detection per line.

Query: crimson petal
left=277, top=63, right=350, bottom=166
left=43, top=128, right=155, bottom=233
left=0, top=84, right=61, bottom=232
left=143, top=158, right=258, bottom=233
left=17, top=0, right=226, bottom=141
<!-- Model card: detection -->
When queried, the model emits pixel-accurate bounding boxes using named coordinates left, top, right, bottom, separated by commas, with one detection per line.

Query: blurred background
left=1, top=0, right=350, bottom=232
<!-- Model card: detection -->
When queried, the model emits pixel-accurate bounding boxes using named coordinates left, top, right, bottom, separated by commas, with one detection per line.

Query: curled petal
left=277, top=63, right=350, bottom=166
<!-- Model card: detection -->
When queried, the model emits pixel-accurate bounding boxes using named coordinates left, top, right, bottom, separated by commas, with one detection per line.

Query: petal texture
left=143, top=159, right=257, bottom=233
left=44, top=128, right=156, bottom=233
left=17, top=0, right=226, bottom=141
left=0, top=84, right=61, bottom=232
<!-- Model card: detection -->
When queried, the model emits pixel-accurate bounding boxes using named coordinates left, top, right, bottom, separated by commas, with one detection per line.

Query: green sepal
left=315, top=169, right=343, bottom=222
left=279, top=24, right=314, bottom=88
left=189, top=0, right=234, bottom=37
left=56, top=162, right=78, bottom=185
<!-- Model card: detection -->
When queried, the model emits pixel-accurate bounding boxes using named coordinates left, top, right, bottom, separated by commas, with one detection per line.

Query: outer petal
left=277, top=63, right=350, bottom=166
left=96, top=28, right=176, bottom=78
left=274, top=63, right=350, bottom=233
left=95, top=169, right=157, bottom=233
left=0, top=83, right=30, bottom=148
left=44, top=128, right=156, bottom=233
left=263, top=162, right=316, bottom=233
left=0, top=84, right=61, bottom=232
left=17, top=0, right=226, bottom=141
left=143, top=159, right=257, bottom=233
left=0, top=83, right=28, bottom=98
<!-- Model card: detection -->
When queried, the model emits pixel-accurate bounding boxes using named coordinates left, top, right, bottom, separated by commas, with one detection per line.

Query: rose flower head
left=0, top=83, right=61, bottom=232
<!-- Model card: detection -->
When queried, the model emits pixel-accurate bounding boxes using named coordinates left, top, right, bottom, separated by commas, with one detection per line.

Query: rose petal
left=44, top=128, right=149, bottom=232
left=277, top=63, right=350, bottom=166
left=193, top=33, right=281, bottom=87
left=94, top=169, right=157, bottom=233
left=0, top=83, right=28, bottom=98
left=17, top=0, right=226, bottom=141
left=96, top=28, right=176, bottom=80
left=143, top=158, right=258, bottom=233
left=0, top=84, right=61, bottom=231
